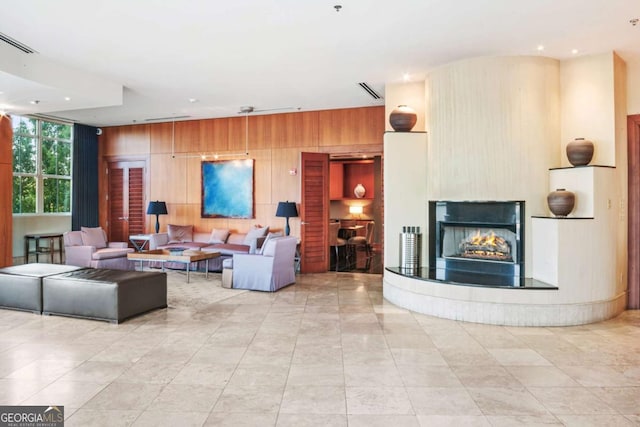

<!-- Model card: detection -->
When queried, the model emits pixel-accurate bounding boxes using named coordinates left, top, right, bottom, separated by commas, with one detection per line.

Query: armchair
left=63, top=227, right=134, bottom=270
left=231, top=236, right=297, bottom=292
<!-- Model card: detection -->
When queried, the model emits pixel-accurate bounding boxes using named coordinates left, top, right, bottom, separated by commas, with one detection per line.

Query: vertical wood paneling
left=99, top=107, right=384, bottom=239
left=102, top=125, right=151, bottom=156
left=628, top=114, right=640, bottom=309
left=150, top=122, right=174, bottom=154
left=319, top=107, right=385, bottom=146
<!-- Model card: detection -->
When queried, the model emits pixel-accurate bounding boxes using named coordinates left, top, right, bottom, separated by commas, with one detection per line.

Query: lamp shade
left=147, top=201, right=168, bottom=215
left=275, top=201, right=298, bottom=218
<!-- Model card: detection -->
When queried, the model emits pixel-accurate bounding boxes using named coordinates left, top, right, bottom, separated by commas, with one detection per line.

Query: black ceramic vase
left=547, top=189, right=575, bottom=217
left=566, top=138, right=594, bottom=166
left=389, top=105, right=417, bottom=132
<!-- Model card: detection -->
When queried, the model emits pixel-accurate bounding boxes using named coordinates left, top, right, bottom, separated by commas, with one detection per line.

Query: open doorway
left=329, top=153, right=383, bottom=273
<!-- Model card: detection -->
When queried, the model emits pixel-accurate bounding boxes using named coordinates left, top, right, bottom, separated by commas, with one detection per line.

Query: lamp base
left=155, top=215, right=160, bottom=234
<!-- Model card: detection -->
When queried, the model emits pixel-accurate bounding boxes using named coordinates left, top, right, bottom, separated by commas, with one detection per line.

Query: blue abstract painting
left=201, top=159, right=254, bottom=218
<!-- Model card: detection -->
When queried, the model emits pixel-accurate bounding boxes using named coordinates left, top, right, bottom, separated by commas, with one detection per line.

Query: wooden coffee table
left=128, top=249, right=220, bottom=283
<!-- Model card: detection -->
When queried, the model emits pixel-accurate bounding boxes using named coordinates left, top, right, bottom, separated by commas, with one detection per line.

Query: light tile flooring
left=0, top=271, right=639, bottom=426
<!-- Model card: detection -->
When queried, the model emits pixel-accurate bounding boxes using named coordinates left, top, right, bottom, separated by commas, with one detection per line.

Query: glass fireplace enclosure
left=429, top=201, right=524, bottom=286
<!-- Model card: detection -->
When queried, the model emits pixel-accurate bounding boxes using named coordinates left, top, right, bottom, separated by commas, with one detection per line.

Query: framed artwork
left=201, top=159, right=254, bottom=218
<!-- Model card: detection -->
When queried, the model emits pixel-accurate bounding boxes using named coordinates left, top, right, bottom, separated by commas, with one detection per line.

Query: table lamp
left=275, top=201, right=298, bottom=236
left=147, top=201, right=168, bottom=233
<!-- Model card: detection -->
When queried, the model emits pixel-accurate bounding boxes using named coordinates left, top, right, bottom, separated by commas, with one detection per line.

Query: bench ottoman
left=43, top=268, right=167, bottom=323
left=0, top=263, right=86, bottom=314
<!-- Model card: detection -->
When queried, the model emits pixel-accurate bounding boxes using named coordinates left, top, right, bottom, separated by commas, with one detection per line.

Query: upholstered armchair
left=231, top=236, right=297, bottom=292
left=64, top=227, right=134, bottom=270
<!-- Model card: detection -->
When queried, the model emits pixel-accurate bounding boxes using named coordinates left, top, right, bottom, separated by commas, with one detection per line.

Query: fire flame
left=469, top=230, right=500, bottom=246
left=459, top=229, right=511, bottom=261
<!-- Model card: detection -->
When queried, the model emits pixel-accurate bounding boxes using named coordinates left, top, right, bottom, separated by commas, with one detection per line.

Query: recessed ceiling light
left=403, top=73, right=411, bottom=82
left=536, top=45, right=544, bottom=52
left=571, top=49, right=579, bottom=55
left=30, top=100, right=40, bottom=105
left=64, top=97, right=71, bottom=101
left=188, top=98, right=198, bottom=103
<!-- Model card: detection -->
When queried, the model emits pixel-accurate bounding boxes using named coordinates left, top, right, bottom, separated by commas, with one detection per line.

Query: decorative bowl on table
left=168, top=247, right=188, bottom=255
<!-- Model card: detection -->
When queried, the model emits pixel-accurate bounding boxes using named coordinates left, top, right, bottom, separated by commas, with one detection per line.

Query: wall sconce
left=349, top=205, right=363, bottom=218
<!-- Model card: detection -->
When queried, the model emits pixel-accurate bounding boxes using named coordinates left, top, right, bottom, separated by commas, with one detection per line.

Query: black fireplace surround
left=429, top=200, right=525, bottom=287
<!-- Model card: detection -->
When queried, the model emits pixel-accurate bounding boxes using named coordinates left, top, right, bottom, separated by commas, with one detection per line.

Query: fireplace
left=429, top=201, right=524, bottom=286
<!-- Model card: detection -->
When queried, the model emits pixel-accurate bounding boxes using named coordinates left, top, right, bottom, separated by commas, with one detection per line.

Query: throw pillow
left=243, top=225, right=269, bottom=254
left=257, top=231, right=282, bottom=255
left=80, top=226, right=107, bottom=248
left=167, top=224, right=193, bottom=243
left=208, top=228, right=230, bottom=244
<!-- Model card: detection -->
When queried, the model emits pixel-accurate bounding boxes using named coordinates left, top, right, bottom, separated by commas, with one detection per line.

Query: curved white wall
left=426, top=56, right=560, bottom=276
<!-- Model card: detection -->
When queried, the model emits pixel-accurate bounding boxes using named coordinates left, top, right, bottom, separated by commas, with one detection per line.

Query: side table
left=129, top=234, right=152, bottom=252
left=24, top=233, right=64, bottom=264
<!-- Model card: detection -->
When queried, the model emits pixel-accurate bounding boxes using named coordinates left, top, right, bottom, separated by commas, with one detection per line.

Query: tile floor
left=0, top=271, right=639, bottom=426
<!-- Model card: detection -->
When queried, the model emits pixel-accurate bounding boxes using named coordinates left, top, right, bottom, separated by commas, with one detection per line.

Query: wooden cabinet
left=329, top=160, right=375, bottom=200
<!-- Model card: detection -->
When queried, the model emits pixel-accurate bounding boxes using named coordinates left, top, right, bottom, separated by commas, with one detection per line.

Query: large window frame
left=12, top=115, right=73, bottom=215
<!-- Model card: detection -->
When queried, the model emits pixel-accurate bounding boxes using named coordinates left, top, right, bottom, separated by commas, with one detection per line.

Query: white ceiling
left=0, top=0, right=638, bottom=127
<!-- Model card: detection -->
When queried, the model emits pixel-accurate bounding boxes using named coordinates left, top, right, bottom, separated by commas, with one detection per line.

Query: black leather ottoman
left=0, top=263, right=86, bottom=313
left=42, top=268, right=167, bottom=323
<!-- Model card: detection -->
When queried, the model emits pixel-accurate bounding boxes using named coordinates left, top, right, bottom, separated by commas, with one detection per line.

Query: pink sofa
left=148, top=225, right=270, bottom=272
left=64, top=228, right=134, bottom=270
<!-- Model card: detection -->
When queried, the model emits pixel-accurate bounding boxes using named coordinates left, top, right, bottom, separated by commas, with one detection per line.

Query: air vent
left=0, top=33, right=36, bottom=54
left=144, top=115, right=191, bottom=122
left=358, top=82, right=382, bottom=100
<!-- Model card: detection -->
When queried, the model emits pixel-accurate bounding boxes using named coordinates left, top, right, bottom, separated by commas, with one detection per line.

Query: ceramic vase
left=547, top=189, right=575, bottom=217
left=566, top=138, right=594, bottom=166
left=354, top=183, right=366, bottom=198
left=389, top=105, right=417, bottom=132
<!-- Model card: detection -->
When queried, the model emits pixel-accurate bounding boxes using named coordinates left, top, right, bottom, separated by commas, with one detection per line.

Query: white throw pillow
left=208, top=228, right=230, bottom=244
left=167, top=224, right=193, bottom=243
left=80, top=226, right=107, bottom=248
left=257, top=232, right=282, bottom=255
left=243, top=226, right=269, bottom=254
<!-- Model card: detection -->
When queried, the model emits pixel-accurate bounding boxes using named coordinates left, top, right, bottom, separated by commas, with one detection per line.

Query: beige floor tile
left=20, top=380, right=107, bottom=408
left=0, top=272, right=638, bottom=426
left=467, top=387, right=550, bottom=416
left=170, top=362, right=236, bottom=386
left=65, top=409, right=141, bottom=427
left=287, top=363, right=345, bottom=386
left=527, top=387, right=616, bottom=415
left=397, top=365, right=462, bottom=387
left=416, top=415, right=491, bottom=426
left=589, top=387, right=640, bottom=414
left=487, top=348, right=552, bottom=366
left=147, top=383, right=222, bottom=412
left=554, top=414, right=636, bottom=426
left=227, top=365, right=289, bottom=387
left=349, top=414, right=420, bottom=427
left=83, top=382, right=164, bottom=410
left=280, top=385, right=346, bottom=414
left=406, top=387, right=482, bottom=415
left=204, top=412, right=278, bottom=427
left=345, top=386, right=413, bottom=415
left=132, top=410, right=209, bottom=427
left=213, top=385, right=284, bottom=413
left=277, top=414, right=348, bottom=427
left=114, top=360, right=185, bottom=384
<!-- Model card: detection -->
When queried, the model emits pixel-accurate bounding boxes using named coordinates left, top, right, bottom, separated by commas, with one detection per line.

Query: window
left=12, top=115, right=73, bottom=214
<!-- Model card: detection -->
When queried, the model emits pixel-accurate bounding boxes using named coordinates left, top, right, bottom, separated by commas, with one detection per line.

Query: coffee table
left=127, top=249, right=220, bottom=283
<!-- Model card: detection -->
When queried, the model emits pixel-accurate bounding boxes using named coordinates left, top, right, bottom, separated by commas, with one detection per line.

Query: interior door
left=628, top=114, right=640, bottom=309
left=300, top=152, right=329, bottom=273
left=107, top=160, right=146, bottom=243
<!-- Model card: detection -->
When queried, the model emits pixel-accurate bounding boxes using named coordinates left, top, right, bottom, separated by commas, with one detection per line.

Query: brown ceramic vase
left=547, top=189, right=575, bottom=217
left=566, top=138, right=594, bottom=166
left=389, top=105, right=417, bottom=132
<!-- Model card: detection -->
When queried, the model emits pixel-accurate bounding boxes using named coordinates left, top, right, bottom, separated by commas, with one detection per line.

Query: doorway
left=628, top=114, right=640, bottom=309
left=107, top=160, right=146, bottom=243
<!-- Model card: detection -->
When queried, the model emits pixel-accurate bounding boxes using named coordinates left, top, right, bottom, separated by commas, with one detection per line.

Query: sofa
left=64, top=227, right=134, bottom=270
left=148, top=224, right=272, bottom=272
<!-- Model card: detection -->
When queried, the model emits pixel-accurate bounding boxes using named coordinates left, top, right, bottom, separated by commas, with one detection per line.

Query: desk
left=24, top=232, right=64, bottom=264
left=129, top=234, right=152, bottom=252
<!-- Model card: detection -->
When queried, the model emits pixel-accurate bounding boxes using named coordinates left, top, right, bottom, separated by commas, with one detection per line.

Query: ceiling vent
left=0, top=32, right=36, bottom=54
left=358, top=82, right=383, bottom=100
left=144, top=115, right=191, bottom=122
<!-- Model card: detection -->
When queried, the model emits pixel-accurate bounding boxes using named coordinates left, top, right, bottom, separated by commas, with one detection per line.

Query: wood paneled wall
left=98, top=106, right=384, bottom=237
left=0, top=115, right=13, bottom=267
